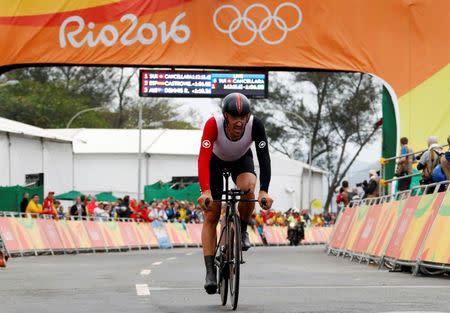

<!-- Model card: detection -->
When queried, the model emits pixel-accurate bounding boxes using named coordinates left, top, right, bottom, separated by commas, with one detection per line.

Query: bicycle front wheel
left=228, top=214, right=241, bottom=310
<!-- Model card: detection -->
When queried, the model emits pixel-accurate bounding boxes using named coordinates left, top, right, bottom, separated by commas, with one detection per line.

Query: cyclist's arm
left=252, top=117, right=271, bottom=192
left=198, top=117, right=218, bottom=192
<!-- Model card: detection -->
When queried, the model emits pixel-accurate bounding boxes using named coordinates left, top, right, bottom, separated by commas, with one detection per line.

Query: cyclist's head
left=222, top=93, right=251, bottom=138
left=222, top=92, right=251, bottom=118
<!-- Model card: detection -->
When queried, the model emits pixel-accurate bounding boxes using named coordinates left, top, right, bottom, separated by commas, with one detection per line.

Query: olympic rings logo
left=213, top=2, right=302, bottom=46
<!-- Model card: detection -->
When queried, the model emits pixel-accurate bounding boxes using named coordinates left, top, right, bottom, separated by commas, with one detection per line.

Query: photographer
left=417, top=136, right=442, bottom=188
left=363, top=170, right=379, bottom=199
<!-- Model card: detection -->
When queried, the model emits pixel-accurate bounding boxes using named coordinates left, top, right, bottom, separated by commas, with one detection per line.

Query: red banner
left=36, top=219, right=65, bottom=251
left=186, top=224, right=202, bottom=246
left=384, top=196, right=422, bottom=259
left=0, top=217, right=22, bottom=253
left=54, top=220, right=78, bottom=250
left=352, top=204, right=383, bottom=253
left=118, top=222, right=141, bottom=248
left=329, top=206, right=357, bottom=249
left=83, top=220, right=107, bottom=249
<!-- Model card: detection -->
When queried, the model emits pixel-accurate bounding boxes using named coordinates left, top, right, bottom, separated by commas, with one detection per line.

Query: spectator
left=417, top=136, right=443, bottom=185
left=178, top=205, right=187, bottom=222
left=157, top=203, right=168, bottom=222
left=117, top=196, right=132, bottom=218
left=193, top=205, right=204, bottom=223
left=70, top=197, right=86, bottom=219
left=86, top=196, right=97, bottom=216
left=138, top=203, right=151, bottom=223
left=104, top=203, right=112, bottom=217
left=55, top=201, right=65, bottom=219
left=148, top=202, right=159, bottom=222
left=166, top=201, right=175, bottom=221
left=25, top=194, right=42, bottom=215
left=185, top=202, right=193, bottom=223
left=131, top=200, right=146, bottom=221
left=42, top=191, right=57, bottom=218
left=94, top=202, right=110, bottom=221
left=341, top=181, right=357, bottom=203
left=363, top=170, right=380, bottom=198
left=432, top=138, right=450, bottom=187
left=302, top=210, right=311, bottom=224
left=20, top=192, right=29, bottom=213
left=336, top=187, right=346, bottom=213
left=396, top=137, right=414, bottom=191
left=129, top=199, right=138, bottom=219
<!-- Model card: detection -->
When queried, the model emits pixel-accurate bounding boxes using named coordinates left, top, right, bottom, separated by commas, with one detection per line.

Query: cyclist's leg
left=232, top=150, right=257, bottom=222
left=235, top=172, right=256, bottom=221
left=231, top=150, right=257, bottom=250
left=202, top=154, right=223, bottom=294
left=202, top=154, right=223, bottom=256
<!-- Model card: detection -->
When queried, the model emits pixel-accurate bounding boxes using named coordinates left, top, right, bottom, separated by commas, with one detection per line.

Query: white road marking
left=166, top=257, right=176, bottom=261
left=152, top=261, right=162, bottom=266
left=145, top=285, right=450, bottom=291
left=186, top=252, right=195, bottom=256
left=135, top=284, right=151, bottom=296
left=140, top=269, right=151, bottom=276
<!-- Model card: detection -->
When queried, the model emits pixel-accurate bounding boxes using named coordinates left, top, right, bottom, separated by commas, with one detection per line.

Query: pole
left=308, top=138, right=312, bottom=214
left=137, top=101, right=143, bottom=202
left=66, top=107, right=103, bottom=128
left=280, top=109, right=312, bottom=213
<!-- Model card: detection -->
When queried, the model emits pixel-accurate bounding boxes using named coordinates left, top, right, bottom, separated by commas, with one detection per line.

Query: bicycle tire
left=218, top=236, right=228, bottom=305
left=229, top=214, right=241, bottom=310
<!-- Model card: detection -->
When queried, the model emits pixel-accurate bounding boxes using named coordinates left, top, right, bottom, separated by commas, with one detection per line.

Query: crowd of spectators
left=252, top=209, right=336, bottom=228
left=20, top=192, right=335, bottom=228
left=415, top=135, right=450, bottom=191
left=335, top=135, right=450, bottom=211
left=23, top=193, right=205, bottom=223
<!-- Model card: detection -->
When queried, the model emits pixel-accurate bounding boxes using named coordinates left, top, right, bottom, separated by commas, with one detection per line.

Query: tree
left=254, top=72, right=381, bottom=211
left=0, top=66, right=195, bottom=130
left=0, top=67, right=115, bottom=128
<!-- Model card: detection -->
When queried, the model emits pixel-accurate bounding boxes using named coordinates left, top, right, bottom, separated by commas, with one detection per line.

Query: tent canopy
left=95, top=192, right=118, bottom=202
left=54, top=190, right=84, bottom=201
left=144, top=182, right=200, bottom=203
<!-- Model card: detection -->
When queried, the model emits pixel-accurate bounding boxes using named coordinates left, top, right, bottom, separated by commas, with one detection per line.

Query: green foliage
left=0, top=66, right=194, bottom=130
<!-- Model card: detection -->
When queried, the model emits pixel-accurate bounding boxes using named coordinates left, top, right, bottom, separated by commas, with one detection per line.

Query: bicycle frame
left=214, top=170, right=258, bottom=260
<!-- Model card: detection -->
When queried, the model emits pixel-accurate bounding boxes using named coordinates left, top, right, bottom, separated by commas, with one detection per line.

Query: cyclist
left=197, top=92, right=273, bottom=294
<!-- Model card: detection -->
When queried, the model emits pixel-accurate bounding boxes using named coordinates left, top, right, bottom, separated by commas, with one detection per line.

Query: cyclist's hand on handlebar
left=258, top=191, right=273, bottom=210
left=198, top=190, right=213, bottom=210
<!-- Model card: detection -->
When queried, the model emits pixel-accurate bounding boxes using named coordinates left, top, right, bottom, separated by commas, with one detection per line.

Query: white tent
left=0, top=117, right=73, bottom=194
left=49, top=128, right=326, bottom=211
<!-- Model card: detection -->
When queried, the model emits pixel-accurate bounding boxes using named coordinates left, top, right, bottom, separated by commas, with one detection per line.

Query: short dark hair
left=32, top=194, right=39, bottom=198
left=342, top=180, right=349, bottom=188
left=400, top=137, right=408, bottom=145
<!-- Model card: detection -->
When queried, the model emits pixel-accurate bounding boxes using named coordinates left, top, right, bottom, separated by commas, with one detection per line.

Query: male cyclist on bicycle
left=197, top=92, right=273, bottom=294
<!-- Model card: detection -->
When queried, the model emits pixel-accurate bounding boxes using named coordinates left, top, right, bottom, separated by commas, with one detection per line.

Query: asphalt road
left=1, top=246, right=449, bottom=313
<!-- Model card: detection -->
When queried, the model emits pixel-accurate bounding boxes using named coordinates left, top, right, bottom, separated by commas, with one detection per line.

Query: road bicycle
left=210, top=170, right=265, bottom=310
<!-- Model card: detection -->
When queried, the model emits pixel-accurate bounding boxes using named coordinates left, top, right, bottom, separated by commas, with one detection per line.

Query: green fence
left=0, top=185, right=44, bottom=212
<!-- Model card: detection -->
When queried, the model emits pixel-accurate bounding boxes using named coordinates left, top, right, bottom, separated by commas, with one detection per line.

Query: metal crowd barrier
left=327, top=180, right=450, bottom=275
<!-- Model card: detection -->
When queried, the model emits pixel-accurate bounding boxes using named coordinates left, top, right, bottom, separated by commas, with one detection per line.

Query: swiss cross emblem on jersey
left=202, top=140, right=211, bottom=149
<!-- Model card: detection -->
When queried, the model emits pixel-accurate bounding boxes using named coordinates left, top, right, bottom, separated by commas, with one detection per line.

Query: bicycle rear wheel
left=228, top=214, right=241, bottom=310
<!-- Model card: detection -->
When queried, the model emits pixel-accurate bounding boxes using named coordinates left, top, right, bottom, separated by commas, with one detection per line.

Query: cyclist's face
left=224, top=113, right=250, bottom=138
